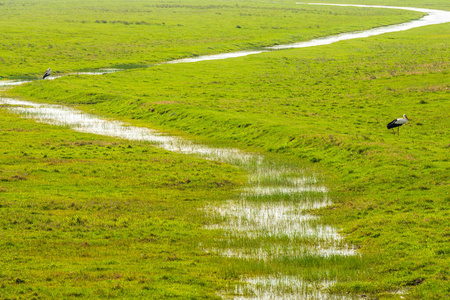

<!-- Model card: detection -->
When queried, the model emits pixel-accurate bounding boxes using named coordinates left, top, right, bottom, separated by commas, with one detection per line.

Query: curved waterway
left=1, top=3, right=449, bottom=299
left=163, top=3, right=450, bottom=62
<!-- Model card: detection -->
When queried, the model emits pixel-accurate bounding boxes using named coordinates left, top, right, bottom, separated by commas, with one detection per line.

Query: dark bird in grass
left=42, top=68, right=51, bottom=79
left=387, top=114, right=409, bottom=135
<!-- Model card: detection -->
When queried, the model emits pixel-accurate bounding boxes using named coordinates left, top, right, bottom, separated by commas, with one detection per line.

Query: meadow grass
left=6, top=22, right=448, bottom=298
left=0, top=0, right=424, bottom=78
left=1, top=0, right=449, bottom=298
left=0, top=110, right=249, bottom=299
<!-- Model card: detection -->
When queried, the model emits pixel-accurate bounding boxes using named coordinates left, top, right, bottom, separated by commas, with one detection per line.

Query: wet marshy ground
left=0, top=97, right=356, bottom=298
left=1, top=3, right=449, bottom=298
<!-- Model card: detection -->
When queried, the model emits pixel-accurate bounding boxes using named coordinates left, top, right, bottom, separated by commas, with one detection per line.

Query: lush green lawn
left=1, top=0, right=449, bottom=299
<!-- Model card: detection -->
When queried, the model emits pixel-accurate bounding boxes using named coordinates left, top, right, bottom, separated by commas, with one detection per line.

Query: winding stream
left=1, top=3, right=449, bottom=299
left=1, top=3, right=449, bottom=87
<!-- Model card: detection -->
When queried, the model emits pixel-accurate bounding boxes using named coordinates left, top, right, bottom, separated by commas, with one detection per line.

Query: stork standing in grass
left=42, top=68, right=51, bottom=79
left=387, top=114, right=409, bottom=135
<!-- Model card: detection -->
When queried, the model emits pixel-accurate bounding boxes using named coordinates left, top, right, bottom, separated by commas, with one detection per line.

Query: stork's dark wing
left=43, top=69, right=51, bottom=79
left=387, top=119, right=400, bottom=129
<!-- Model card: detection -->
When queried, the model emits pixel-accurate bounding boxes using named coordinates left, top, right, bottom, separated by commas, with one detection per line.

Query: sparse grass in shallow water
left=1, top=97, right=362, bottom=299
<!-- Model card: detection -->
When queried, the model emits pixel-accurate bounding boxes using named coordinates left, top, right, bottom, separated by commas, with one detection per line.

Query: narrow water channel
left=1, top=3, right=449, bottom=299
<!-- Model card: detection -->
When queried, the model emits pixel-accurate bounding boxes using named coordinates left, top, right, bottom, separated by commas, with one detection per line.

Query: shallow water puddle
left=0, top=98, right=259, bottom=165
left=205, top=199, right=336, bottom=240
left=2, top=3, right=449, bottom=298
left=243, top=185, right=328, bottom=196
left=0, top=70, right=119, bottom=87
left=207, top=245, right=356, bottom=261
left=230, top=277, right=353, bottom=300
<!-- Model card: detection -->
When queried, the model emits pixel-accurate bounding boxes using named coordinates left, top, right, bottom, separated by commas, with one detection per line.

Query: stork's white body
left=43, top=68, right=51, bottom=79
left=387, top=114, right=409, bottom=135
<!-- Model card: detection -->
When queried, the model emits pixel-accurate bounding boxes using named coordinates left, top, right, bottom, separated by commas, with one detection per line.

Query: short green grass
left=1, top=0, right=449, bottom=298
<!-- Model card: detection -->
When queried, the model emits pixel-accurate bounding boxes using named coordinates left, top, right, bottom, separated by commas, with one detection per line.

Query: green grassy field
left=0, top=0, right=424, bottom=78
left=1, top=0, right=449, bottom=299
left=0, top=110, right=249, bottom=299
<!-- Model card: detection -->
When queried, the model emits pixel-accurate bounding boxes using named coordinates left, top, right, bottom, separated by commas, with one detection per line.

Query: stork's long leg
left=398, top=127, right=400, bottom=136
left=392, top=129, right=396, bottom=135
